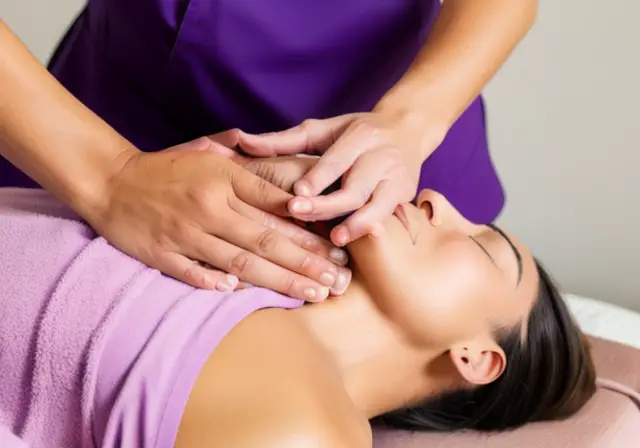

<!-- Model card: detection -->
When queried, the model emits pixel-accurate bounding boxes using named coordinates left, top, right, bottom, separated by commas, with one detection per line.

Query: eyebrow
left=488, top=224, right=523, bottom=285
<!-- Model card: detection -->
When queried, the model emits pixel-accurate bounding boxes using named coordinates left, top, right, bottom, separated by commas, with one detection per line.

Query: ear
left=449, top=342, right=506, bottom=386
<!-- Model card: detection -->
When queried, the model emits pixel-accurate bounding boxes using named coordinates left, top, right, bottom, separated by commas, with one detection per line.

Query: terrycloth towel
left=0, top=188, right=302, bottom=447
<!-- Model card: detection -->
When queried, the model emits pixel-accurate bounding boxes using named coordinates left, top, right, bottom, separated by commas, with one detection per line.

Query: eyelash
left=469, top=236, right=494, bottom=262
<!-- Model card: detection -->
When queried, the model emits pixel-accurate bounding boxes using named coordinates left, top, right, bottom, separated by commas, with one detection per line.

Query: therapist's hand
left=95, top=135, right=350, bottom=301
left=238, top=112, right=443, bottom=246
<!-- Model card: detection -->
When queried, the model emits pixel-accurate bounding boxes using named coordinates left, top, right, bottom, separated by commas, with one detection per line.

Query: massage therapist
left=0, top=1, right=536, bottom=298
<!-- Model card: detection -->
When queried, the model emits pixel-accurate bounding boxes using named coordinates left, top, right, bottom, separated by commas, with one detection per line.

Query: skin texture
left=0, top=22, right=349, bottom=300
left=175, top=188, right=539, bottom=446
left=239, top=0, right=538, bottom=246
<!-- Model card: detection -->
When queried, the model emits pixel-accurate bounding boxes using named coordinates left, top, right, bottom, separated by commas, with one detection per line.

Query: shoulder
left=175, top=308, right=372, bottom=447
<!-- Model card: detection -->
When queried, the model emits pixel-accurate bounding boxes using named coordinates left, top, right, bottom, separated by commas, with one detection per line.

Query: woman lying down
left=0, top=176, right=595, bottom=447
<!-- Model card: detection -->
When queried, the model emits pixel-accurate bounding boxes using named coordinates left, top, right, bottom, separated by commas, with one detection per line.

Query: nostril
left=424, top=200, right=434, bottom=220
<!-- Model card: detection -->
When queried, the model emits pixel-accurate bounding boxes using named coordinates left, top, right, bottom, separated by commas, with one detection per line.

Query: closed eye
left=469, top=236, right=496, bottom=265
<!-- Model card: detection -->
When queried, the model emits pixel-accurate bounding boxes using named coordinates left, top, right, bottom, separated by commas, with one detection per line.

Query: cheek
left=402, top=246, right=497, bottom=344
left=351, top=235, right=500, bottom=344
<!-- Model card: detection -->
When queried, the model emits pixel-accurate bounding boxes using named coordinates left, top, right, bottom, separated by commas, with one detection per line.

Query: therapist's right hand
left=94, top=136, right=350, bottom=301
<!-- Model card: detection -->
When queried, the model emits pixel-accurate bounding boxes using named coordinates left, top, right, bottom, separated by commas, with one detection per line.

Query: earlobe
left=450, top=343, right=506, bottom=386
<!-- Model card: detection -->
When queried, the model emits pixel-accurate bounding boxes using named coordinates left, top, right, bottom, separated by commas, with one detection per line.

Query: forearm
left=0, top=21, right=138, bottom=219
left=376, top=0, right=537, bottom=158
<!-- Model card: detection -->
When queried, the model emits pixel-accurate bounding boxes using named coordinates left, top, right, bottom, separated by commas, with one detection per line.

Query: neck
left=294, top=274, right=456, bottom=419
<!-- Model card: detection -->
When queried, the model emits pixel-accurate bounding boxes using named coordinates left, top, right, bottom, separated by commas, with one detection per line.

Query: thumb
left=163, top=130, right=240, bottom=157
left=238, top=115, right=355, bottom=157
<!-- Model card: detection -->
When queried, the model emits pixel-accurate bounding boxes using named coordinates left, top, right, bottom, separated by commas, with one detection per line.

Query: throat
left=293, top=281, right=441, bottom=418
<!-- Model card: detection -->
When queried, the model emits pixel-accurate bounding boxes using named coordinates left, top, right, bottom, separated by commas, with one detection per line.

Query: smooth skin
left=240, top=0, right=538, bottom=247
left=0, top=21, right=350, bottom=301
left=173, top=160, right=538, bottom=446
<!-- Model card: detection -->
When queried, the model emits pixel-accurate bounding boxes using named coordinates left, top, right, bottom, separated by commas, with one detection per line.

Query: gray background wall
left=2, top=1, right=639, bottom=310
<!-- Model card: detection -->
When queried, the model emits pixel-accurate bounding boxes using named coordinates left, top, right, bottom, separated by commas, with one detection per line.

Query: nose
left=416, top=189, right=473, bottom=230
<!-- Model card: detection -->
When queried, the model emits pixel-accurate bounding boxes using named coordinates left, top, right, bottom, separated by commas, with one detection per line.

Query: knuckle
left=300, top=119, right=316, bottom=132
left=169, top=218, right=191, bottom=242
left=187, top=184, right=219, bottom=212
left=252, top=177, right=271, bottom=203
left=141, top=246, right=163, bottom=268
left=300, top=119, right=317, bottom=151
left=279, top=273, right=299, bottom=297
left=228, top=251, right=252, bottom=277
left=298, top=253, right=314, bottom=273
left=183, top=265, right=204, bottom=287
left=386, top=147, right=404, bottom=163
left=352, top=119, right=378, bottom=138
left=317, top=158, right=344, bottom=178
left=255, top=228, right=279, bottom=253
left=359, top=189, right=372, bottom=206
left=153, top=229, right=176, bottom=252
left=247, top=160, right=278, bottom=185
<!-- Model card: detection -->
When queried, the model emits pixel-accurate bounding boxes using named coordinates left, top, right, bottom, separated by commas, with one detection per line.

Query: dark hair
left=373, top=259, right=597, bottom=432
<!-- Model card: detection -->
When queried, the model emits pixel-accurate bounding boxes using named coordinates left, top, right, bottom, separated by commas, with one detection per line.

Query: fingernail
left=290, top=198, right=312, bottom=213
left=320, top=272, right=336, bottom=286
left=329, top=248, right=348, bottom=265
left=304, top=287, right=329, bottom=302
left=317, top=287, right=330, bottom=301
left=331, top=268, right=352, bottom=295
left=304, top=288, right=317, bottom=301
left=216, top=274, right=238, bottom=292
left=334, top=226, right=350, bottom=246
left=295, top=180, right=313, bottom=197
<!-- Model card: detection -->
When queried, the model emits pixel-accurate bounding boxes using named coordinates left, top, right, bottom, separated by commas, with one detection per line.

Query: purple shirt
left=0, top=0, right=504, bottom=223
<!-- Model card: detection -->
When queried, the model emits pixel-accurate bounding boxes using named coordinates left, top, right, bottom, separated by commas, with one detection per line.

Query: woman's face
left=347, top=189, right=539, bottom=347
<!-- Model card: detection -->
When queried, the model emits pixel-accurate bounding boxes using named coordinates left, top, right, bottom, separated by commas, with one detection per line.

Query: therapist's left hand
left=239, top=111, right=444, bottom=246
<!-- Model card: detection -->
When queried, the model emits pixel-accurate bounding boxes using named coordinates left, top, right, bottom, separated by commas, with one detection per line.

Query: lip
left=394, top=204, right=411, bottom=232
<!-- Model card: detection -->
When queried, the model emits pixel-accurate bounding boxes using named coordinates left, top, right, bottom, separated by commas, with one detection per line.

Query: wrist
left=373, top=94, right=449, bottom=162
left=67, top=142, right=140, bottom=226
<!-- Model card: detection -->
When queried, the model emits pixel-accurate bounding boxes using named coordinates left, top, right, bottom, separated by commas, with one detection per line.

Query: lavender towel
left=0, top=188, right=302, bottom=447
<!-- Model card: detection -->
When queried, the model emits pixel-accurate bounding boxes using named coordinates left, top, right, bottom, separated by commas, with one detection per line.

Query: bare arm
left=0, top=21, right=350, bottom=298
left=376, top=0, right=539, bottom=156
left=0, top=20, right=138, bottom=220
left=238, top=0, right=538, bottom=245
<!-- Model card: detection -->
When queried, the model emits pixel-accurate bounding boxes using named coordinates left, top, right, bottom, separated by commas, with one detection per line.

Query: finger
left=242, top=156, right=317, bottom=192
left=163, top=133, right=238, bottom=157
left=206, top=129, right=241, bottom=148
left=187, top=229, right=335, bottom=302
left=288, top=150, right=389, bottom=220
left=332, top=179, right=402, bottom=246
left=230, top=198, right=349, bottom=266
left=238, top=116, right=354, bottom=157
left=230, top=164, right=294, bottom=216
left=217, top=207, right=351, bottom=295
left=154, top=251, right=239, bottom=291
left=293, top=123, right=377, bottom=197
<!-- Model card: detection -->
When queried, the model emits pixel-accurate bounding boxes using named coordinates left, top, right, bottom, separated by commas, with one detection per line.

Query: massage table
left=373, top=294, right=640, bottom=447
